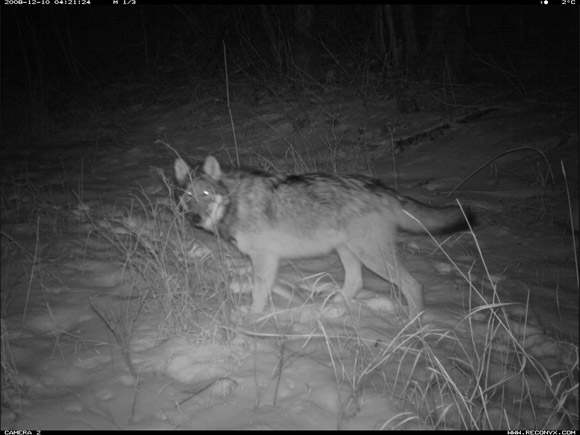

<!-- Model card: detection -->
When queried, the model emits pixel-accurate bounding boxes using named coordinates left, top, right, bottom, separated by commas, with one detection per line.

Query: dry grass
left=1, top=141, right=576, bottom=430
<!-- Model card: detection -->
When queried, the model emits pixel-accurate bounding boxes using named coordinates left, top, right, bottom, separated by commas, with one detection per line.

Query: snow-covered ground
left=2, top=93, right=577, bottom=429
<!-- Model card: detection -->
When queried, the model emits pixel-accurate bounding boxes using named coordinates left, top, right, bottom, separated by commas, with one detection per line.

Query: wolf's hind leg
left=333, top=246, right=364, bottom=302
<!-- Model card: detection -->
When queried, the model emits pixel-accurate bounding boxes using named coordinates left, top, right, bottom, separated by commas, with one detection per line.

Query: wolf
left=174, top=156, right=468, bottom=319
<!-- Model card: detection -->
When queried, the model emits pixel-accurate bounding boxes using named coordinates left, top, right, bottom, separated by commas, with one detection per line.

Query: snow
left=2, top=98, right=577, bottom=430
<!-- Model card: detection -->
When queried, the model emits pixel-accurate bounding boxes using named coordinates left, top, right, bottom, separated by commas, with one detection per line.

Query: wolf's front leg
left=248, top=253, right=279, bottom=312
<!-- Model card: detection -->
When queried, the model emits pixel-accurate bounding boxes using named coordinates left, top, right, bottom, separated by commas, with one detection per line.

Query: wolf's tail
left=395, top=198, right=470, bottom=234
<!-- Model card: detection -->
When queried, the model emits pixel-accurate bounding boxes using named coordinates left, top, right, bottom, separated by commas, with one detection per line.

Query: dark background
left=1, top=4, right=578, bottom=142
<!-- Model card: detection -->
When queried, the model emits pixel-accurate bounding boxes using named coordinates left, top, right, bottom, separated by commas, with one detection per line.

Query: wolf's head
left=174, top=156, right=227, bottom=232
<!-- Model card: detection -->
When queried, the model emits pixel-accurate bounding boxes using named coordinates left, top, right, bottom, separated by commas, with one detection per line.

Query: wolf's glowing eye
left=202, top=190, right=210, bottom=196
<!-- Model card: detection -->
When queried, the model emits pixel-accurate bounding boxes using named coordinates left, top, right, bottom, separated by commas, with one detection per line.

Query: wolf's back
left=394, top=198, right=468, bottom=234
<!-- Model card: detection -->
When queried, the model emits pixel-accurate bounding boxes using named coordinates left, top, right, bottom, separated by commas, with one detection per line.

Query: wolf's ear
left=174, top=158, right=191, bottom=185
left=203, top=156, right=222, bottom=180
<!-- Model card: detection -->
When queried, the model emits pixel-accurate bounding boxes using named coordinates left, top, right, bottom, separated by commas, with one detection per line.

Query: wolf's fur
left=174, top=156, right=468, bottom=319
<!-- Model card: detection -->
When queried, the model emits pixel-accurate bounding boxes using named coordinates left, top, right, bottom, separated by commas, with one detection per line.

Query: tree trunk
left=425, top=5, right=465, bottom=81
left=383, top=4, right=400, bottom=70
left=293, top=5, right=318, bottom=78
left=259, top=5, right=282, bottom=72
left=401, top=5, right=419, bottom=74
